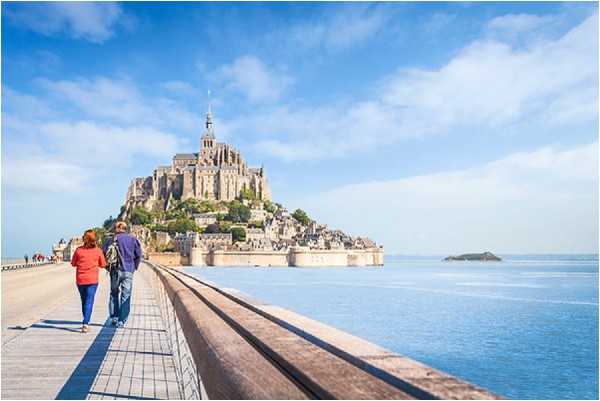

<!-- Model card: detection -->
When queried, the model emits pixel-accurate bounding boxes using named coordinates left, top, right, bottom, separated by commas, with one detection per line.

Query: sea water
left=185, top=255, right=599, bottom=399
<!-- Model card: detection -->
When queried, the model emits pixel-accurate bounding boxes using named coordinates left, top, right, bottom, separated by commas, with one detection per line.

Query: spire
left=204, top=90, right=215, bottom=139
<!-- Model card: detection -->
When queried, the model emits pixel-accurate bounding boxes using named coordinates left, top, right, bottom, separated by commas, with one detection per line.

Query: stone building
left=193, top=212, right=218, bottom=227
left=245, top=228, right=265, bottom=242
left=52, top=239, right=67, bottom=261
left=250, top=208, right=267, bottom=222
left=123, top=105, right=271, bottom=217
left=174, top=232, right=233, bottom=255
left=63, top=237, right=83, bottom=262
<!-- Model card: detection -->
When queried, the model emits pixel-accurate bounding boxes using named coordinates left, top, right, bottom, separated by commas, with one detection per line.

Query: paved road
left=1, top=262, right=80, bottom=345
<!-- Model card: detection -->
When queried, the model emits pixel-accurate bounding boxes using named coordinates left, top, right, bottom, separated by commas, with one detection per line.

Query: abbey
left=124, top=106, right=271, bottom=213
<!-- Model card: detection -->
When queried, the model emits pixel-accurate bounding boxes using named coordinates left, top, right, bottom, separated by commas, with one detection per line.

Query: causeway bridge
left=1, top=261, right=502, bottom=400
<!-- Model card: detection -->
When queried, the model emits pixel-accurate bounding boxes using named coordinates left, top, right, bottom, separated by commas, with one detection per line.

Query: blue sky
left=2, top=2, right=598, bottom=256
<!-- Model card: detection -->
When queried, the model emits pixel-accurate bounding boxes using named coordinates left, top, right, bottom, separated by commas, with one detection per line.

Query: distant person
left=24, top=254, right=28, bottom=265
left=71, top=229, right=107, bottom=333
left=102, top=221, right=142, bottom=328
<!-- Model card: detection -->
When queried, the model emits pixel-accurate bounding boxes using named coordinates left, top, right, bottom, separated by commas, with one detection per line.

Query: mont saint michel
left=96, top=105, right=383, bottom=267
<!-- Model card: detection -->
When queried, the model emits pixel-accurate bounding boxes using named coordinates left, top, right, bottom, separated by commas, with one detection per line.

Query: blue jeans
left=109, top=270, right=134, bottom=323
left=77, top=284, right=98, bottom=325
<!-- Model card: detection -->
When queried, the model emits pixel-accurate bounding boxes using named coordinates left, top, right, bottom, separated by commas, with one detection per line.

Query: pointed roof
left=203, top=91, right=215, bottom=139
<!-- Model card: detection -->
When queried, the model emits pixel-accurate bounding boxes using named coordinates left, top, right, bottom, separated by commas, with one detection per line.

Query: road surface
left=1, top=262, right=84, bottom=345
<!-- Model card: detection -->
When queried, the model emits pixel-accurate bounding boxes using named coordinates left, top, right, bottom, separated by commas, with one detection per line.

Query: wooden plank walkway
left=1, top=266, right=182, bottom=400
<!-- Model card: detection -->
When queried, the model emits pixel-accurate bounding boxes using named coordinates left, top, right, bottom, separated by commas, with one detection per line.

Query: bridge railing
left=144, top=261, right=503, bottom=400
left=146, top=262, right=203, bottom=399
left=1, top=262, right=54, bottom=272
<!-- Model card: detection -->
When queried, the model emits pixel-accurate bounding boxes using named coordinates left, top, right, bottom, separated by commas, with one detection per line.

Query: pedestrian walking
left=24, top=254, right=29, bottom=265
left=102, top=221, right=142, bottom=328
left=70, top=229, right=107, bottom=333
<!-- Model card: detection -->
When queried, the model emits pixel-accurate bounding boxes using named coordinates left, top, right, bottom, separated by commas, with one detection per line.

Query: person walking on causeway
left=70, top=229, right=107, bottom=333
left=103, top=221, right=142, bottom=328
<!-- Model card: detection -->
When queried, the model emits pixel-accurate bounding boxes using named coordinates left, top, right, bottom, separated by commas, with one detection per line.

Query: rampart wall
left=208, top=250, right=289, bottom=266
left=146, top=252, right=189, bottom=267
left=150, top=247, right=384, bottom=267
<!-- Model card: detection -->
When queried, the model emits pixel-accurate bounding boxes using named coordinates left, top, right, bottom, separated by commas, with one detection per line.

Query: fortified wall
left=155, top=246, right=384, bottom=267
left=289, top=246, right=385, bottom=267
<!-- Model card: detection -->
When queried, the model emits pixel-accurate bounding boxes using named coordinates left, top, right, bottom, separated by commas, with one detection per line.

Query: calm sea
left=185, top=255, right=599, bottom=400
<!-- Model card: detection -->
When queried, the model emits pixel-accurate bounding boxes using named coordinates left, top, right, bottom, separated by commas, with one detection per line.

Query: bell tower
left=201, top=94, right=215, bottom=150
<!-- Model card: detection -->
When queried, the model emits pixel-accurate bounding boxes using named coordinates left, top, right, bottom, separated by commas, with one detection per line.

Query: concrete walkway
left=1, top=266, right=182, bottom=400
left=2, top=262, right=74, bottom=345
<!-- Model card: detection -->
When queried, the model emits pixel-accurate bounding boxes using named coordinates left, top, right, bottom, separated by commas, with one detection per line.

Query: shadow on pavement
left=55, top=318, right=116, bottom=400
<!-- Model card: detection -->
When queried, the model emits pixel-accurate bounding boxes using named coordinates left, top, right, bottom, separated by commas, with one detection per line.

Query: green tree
left=292, top=209, right=310, bottom=226
left=263, top=200, right=276, bottom=213
left=179, top=199, right=201, bottom=214
left=131, top=207, right=152, bottom=225
left=231, top=227, right=246, bottom=243
left=238, top=184, right=256, bottom=201
left=199, top=200, right=216, bottom=213
left=103, top=215, right=116, bottom=230
left=219, top=222, right=232, bottom=233
left=248, top=220, right=264, bottom=229
left=166, top=217, right=199, bottom=234
left=94, top=227, right=109, bottom=247
left=148, top=223, right=168, bottom=232
left=226, top=200, right=251, bottom=223
left=165, top=207, right=186, bottom=220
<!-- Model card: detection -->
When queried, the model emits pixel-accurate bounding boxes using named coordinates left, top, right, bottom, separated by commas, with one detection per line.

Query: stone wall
left=208, top=250, right=289, bottom=267
left=288, top=247, right=348, bottom=267
left=195, top=247, right=384, bottom=267
left=147, top=252, right=189, bottom=267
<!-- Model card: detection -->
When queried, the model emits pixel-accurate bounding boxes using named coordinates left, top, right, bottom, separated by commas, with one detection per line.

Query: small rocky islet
left=443, top=251, right=502, bottom=262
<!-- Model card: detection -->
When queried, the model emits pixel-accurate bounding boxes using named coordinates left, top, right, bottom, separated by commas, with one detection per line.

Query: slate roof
left=174, top=153, right=197, bottom=159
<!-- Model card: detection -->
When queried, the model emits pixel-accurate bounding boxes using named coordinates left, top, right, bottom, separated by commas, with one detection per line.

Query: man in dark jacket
left=102, top=221, right=142, bottom=327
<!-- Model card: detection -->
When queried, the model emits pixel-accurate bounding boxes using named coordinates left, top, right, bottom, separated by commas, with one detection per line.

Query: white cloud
left=2, top=80, right=187, bottom=193
left=2, top=154, right=88, bottom=192
left=423, top=13, right=457, bottom=34
left=233, top=14, right=598, bottom=161
left=161, top=80, right=195, bottom=95
left=287, top=5, right=391, bottom=51
left=39, top=77, right=149, bottom=123
left=487, top=13, right=555, bottom=34
left=37, top=77, right=199, bottom=132
left=300, top=142, right=598, bottom=254
left=40, top=121, right=180, bottom=165
left=382, top=13, right=597, bottom=128
left=5, top=2, right=124, bottom=43
left=2, top=120, right=180, bottom=192
left=217, top=55, right=293, bottom=103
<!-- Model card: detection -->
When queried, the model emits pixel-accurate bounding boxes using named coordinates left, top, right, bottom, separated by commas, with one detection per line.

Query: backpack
left=105, top=235, right=121, bottom=272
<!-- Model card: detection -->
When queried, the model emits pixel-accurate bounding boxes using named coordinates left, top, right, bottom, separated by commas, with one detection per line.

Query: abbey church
left=124, top=105, right=271, bottom=213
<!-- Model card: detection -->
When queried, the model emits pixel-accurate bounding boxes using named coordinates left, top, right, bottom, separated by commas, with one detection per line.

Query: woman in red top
left=71, top=230, right=107, bottom=333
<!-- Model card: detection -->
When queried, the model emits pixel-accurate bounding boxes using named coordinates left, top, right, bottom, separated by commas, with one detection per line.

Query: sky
left=1, top=1, right=598, bottom=257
